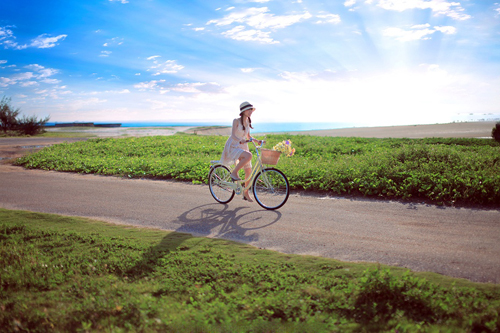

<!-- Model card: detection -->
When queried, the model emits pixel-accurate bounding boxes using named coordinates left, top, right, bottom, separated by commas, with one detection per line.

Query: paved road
left=1, top=163, right=499, bottom=284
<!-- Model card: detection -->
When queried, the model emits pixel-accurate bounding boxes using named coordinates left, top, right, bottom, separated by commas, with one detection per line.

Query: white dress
left=220, top=118, right=252, bottom=168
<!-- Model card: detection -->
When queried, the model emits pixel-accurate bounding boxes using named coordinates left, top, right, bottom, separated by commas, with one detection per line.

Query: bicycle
left=208, top=140, right=290, bottom=210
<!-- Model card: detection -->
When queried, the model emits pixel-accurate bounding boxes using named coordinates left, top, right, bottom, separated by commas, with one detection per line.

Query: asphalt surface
left=1, top=162, right=499, bottom=284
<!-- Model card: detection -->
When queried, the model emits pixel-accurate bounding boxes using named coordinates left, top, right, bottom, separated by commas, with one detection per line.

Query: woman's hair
left=240, top=114, right=253, bottom=131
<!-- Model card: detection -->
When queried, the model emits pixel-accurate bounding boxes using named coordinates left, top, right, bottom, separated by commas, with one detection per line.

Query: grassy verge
left=1, top=208, right=499, bottom=332
left=13, top=134, right=500, bottom=207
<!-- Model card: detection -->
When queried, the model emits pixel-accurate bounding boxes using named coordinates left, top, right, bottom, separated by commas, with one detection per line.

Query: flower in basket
left=273, top=139, right=295, bottom=157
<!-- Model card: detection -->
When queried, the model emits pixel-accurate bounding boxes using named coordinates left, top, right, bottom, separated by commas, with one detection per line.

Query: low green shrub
left=14, top=134, right=500, bottom=206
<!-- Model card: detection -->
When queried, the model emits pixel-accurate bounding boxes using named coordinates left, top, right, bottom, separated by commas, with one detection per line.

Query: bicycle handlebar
left=245, top=138, right=265, bottom=148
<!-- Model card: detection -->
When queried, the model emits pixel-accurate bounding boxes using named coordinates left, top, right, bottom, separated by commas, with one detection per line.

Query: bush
left=492, top=122, right=500, bottom=143
left=0, top=96, right=49, bottom=136
left=0, top=96, right=20, bottom=134
left=16, top=114, right=50, bottom=136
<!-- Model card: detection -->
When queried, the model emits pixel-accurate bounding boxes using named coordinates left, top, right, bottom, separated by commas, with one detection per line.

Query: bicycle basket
left=261, top=149, right=281, bottom=165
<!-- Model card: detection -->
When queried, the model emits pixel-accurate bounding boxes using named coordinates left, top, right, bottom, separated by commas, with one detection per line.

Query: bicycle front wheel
left=209, top=165, right=235, bottom=204
left=252, top=168, right=289, bottom=210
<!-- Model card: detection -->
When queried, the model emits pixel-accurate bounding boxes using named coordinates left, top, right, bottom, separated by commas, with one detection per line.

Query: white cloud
left=222, top=25, right=278, bottom=44
left=241, top=68, right=256, bottom=73
left=30, top=34, right=67, bottom=48
left=0, top=26, right=27, bottom=49
left=103, top=37, right=124, bottom=47
left=134, top=80, right=166, bottom=91
left=0, top=77, right=12, bottom=88
left=316, top=13, right=341, bottom=24
left=434, top=26, right=456, bottom=34
left=206, top=7, right=312, bottom=44
left=147, top=57, right=184, bottom=75
left=494, top=3, right=500, bottom=17
left=11, top=72, right=34, bottom=81
left=0, top=60, right=8, bottom=64
left=109, top=0, right=129, bottom=3
left=25, top=64, right=45, bottom=71
left=172, top=82, right=224, bottom=94
left=208, top=7, right=312, bottom=30
left=100, top=51, right=112, bottom=57
left=41, top=78, right=61, bottom=84
left=344, top=0, right=356, bottom=6
left=133, top=80, right=224, bottom=95
left=383, top=24, right=457, bottom=41
left=383, top=27, right=434, bottom=41
left=37, top=67, right=60, bottom=78
left=88, top=89, right=130, bottom=95
left=411, top=23, right=430, bottom=29
left=0, top=27, right=13, bottom=39
left=19, top=81, right=39, bottom=87
left=1, top=28, right=67, bottom=49
left=375, top=0, right=471, bottom=20
left=0, top=64, right=60, bottom=88
left=193, top=27, right=205, bottom=31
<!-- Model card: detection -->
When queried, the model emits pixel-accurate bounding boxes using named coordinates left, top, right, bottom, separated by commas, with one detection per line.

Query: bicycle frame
left=211, top=141, right=267, bottom=195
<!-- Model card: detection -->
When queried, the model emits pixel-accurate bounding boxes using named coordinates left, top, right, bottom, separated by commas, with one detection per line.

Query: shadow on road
left=174, top=203, right=282, bottom=243
left=126, top=203, right=282, bottom=280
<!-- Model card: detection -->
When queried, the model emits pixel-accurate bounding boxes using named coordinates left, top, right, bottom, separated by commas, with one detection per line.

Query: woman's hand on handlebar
left=251, top=138, right=264, bottom=146
left=241, top=138, right=264, bottom=146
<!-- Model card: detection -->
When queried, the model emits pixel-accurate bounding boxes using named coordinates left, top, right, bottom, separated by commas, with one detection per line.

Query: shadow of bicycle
left=125, top=204, right=282, bottom=280
left=173, top=203, right=282, bottom=243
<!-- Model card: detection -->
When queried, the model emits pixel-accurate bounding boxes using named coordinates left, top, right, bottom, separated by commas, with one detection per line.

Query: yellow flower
left=273, top=139, right=295, bottom=157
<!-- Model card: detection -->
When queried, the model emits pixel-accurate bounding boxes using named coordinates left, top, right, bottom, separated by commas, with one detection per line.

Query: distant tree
left=0, top=96, right=21, bottom=133
left=16, top=114, right=51, bottom=136
left=492, top=122, right=500, bottom=143
left=0, top=96, right=50, bottom=136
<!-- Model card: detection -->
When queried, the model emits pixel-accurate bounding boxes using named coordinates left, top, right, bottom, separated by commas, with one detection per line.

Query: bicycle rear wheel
left=209, top=165, right=235, bottom=204
left=252, top=168, right=289, bottom=210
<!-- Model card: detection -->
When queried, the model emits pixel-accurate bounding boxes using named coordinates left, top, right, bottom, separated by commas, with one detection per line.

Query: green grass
left=13, top=134, right=500, bottom=207
left=1, top=208, right=499, bottom=332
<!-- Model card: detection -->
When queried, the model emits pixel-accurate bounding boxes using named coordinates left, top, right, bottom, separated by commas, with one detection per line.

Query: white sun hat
left=239, top=101, right=254, bottom=114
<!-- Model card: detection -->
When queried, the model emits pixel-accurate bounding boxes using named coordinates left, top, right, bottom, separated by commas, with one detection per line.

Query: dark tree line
left=492, top=122, right=500, bottom=143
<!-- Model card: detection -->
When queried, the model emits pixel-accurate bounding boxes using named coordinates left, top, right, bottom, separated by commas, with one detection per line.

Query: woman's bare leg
left=243, top=166, right=253, bottom=202
left=230, top=151, right=252, bottom=179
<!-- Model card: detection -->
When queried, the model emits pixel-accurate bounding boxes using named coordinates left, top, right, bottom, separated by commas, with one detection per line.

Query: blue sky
left=1, top=0, right=499, bottom=127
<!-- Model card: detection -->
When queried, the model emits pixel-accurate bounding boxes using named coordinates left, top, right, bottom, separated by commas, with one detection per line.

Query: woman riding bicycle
left=220, top=101, right=262, bottom=202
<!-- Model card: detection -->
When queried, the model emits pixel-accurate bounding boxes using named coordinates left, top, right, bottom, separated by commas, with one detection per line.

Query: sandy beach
left=192, top=121, right=497, bottom=139
left=45, top=121, right=497, bottom=139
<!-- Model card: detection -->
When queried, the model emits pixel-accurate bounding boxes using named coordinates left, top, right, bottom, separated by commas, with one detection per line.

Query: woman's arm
left=230, top=118, right=241, bottom=142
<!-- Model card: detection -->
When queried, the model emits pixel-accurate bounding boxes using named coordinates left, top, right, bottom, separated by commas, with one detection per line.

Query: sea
left=47, top=121, right=361, bottom=133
